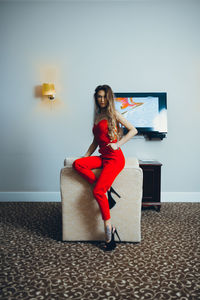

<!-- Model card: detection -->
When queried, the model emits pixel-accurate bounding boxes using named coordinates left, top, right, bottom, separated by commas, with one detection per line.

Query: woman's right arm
left=83, top=137, right=98, bottom=157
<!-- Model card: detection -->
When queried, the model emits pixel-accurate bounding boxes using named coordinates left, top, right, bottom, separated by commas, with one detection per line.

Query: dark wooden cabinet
left=139, top=160, right=162, bottom=211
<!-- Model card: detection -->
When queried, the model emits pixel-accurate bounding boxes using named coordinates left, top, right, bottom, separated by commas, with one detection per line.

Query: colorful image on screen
left=115, top=97, right=159, bottom=129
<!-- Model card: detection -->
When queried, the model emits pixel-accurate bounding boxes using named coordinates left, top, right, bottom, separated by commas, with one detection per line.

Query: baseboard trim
left=0, top=192, right=61, bottom=202
left=0, top=192, right=200, bottom=202
left=161, top=192, right=200, bottom=202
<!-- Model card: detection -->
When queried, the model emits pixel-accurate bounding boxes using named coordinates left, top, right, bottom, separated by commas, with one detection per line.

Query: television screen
left=114, top=92, right=167, bottom=135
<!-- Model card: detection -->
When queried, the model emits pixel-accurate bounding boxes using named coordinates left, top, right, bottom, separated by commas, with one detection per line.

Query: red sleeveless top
left=93, top=119, right=118, bottom=155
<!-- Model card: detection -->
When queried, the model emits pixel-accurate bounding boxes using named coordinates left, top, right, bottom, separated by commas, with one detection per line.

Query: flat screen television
left=114, top=92, right=167, bottom=139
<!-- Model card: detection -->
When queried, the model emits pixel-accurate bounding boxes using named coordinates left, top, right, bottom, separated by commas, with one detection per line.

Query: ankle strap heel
left=104, top=226, right=121, bottom=251
left=110, top=187, right=121, bottom=198
left=114, top=228, right=121, bottom=242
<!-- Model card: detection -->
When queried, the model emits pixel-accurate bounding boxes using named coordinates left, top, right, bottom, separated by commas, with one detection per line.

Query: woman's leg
left=72, top=156, right=102, bottom=184
left=93, top=155, right=125, bottom=222
left=73, top=154, right=125, bottom=243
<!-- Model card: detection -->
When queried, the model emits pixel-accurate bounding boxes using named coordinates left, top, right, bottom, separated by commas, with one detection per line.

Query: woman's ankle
left=104, top=219, right=112, bottom=242
left=105, top=225, right=112, bottom=242
left=104, top=219, right=111, bottom=229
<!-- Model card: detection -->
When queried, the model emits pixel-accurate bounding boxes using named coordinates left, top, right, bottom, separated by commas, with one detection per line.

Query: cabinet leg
left=155, top=205, right=161, bottom=212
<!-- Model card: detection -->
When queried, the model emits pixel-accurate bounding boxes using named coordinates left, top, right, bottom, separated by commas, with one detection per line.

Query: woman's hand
left=107, top=142, right=119, bottom=151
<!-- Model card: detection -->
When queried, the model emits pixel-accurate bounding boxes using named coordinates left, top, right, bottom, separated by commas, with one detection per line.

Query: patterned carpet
left=0, top=202, right=200, bottom=300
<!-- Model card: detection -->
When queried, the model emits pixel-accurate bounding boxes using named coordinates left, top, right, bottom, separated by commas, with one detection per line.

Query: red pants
left=72, top=149, right=125, bottom=221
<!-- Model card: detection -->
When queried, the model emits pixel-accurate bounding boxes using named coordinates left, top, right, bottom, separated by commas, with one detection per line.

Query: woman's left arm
left=116, top=111, right=138, bottom=148
left=108, top=111, right=138, bottom=150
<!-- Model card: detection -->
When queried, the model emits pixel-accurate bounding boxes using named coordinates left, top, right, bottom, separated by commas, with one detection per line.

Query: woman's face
left=97, top=90, right=108, bottom=109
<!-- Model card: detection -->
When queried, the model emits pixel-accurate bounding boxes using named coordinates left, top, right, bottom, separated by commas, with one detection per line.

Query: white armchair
left=60, top=157, right=143, bottom=242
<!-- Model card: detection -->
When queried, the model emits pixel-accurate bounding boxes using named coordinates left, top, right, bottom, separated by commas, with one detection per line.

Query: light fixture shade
left=42, top=83, right=56, bottom=96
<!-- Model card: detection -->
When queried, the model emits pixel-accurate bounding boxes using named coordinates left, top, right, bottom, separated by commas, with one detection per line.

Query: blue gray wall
left=0, top=0, right=200, bottom=201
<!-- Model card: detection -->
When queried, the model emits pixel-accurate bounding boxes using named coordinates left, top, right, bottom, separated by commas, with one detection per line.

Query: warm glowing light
left=42, top=83, right=55, bottom=95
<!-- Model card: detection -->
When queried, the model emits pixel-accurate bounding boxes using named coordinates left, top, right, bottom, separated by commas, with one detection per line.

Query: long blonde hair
left=94, top=85, right=121, bottom=141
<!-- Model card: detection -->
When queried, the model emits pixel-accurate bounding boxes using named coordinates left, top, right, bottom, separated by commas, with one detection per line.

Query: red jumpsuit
left=73, top=119, right=125, bottom=221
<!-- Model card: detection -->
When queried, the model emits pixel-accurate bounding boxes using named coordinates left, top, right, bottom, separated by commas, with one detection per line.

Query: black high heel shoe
left=107, top=187, right=121, bottom=209
left=107, top=191, right=116, bottom=209
left=104, top=226, right=121, bottom=251
left=110, top=187, right=121, bottom=198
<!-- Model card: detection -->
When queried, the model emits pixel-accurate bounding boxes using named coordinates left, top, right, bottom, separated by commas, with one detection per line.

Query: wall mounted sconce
left=42, top=83, right=56, bottom=100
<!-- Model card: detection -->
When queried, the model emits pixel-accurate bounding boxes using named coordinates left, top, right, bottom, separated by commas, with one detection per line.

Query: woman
left=73, top=85, right=138, bottom=251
